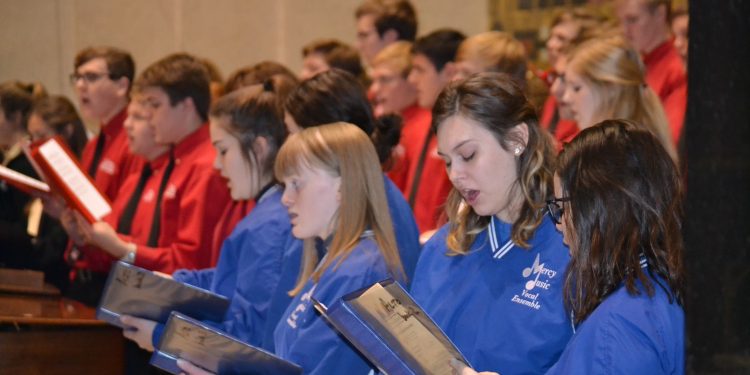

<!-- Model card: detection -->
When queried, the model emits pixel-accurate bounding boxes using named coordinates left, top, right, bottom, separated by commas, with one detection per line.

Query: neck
left=100, top=100, right=128, bottom=125
left=642, top=31, right=669, bottom=55
left=173, top=116, right=203, bottom=145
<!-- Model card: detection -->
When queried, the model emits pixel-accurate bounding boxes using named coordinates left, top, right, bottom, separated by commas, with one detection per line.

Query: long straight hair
left=557, top=120, right=685, bottom=324
left=566, top=36, right=677, bottom=160
left=274, top=122, right=404, bottom=295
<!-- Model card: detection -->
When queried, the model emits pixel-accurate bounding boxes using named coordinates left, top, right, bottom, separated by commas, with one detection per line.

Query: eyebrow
left=437, top=138, right=473, bottom=157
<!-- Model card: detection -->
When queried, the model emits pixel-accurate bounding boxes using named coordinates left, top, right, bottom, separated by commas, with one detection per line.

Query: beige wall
left=0, top=0, right=488, bottom=117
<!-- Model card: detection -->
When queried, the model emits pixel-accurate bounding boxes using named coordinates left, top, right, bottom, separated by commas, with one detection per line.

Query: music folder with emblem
left=151, top=311, right=303, bottom=375
left=97, top=261, right=230, bottom=329
left=312, top=279, right=471, bottom=375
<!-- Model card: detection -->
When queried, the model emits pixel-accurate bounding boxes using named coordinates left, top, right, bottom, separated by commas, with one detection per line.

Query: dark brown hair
left=210, top=82, right=288, bottom=192
left=557, top=119, right=685, bottom=324
left=355, top=0, right=417, bottom=41
left=31, top=96, right=87, bottom=157
left=224, top=61, right=299, bottom=98
left=432, top=72, right=555, bottom=253
left=135, top=53, right=211, bottom=121
left=0, top=81, right=47, bottom=129
left=285, top=69, right=400, bottom=166
left=303, top=39, right=365, bottom=81
left=74, top=46, right=135, bottom=92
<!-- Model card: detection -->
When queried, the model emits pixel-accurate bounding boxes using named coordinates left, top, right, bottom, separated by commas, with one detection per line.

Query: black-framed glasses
left=69, top=71, right=115, bottom=85
left=546, top=197, right=570, bottom=225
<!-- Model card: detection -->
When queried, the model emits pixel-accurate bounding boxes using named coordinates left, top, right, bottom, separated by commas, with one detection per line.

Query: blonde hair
left=567, top=36, right=677, bottom=160
left=456, top=31, right=527, bottom=86
left=274, top=122, right=404, bottom=295
left=371, top=41, right=413, bottom=77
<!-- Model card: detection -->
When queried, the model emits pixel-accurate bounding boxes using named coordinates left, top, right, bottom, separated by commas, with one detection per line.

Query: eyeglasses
left=546, top=197, right=570, bottom=225
left=69, top=71, right=115, bottom=85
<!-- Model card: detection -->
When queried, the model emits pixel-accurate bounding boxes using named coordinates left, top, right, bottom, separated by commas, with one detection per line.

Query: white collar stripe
left=488, top=216, right=515, bottom=260
left=494, top=240, right=514, bottom=259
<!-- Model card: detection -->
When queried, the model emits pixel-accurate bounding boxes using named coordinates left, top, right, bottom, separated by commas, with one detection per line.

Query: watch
left=121, top=243, right=137, bottom=264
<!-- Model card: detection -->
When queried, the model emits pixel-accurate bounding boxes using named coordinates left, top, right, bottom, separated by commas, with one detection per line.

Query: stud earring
left=514, top=147, right=522, bottom=155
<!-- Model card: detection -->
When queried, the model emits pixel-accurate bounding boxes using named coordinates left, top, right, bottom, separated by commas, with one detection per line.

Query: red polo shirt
left=643, top=40, right=687, bottom=145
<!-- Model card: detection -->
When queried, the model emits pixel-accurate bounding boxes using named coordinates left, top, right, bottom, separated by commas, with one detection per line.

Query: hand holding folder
left=151, top=312, right=303, bottom=375
left=314, top=279, right=471, bottom=375
left=97, top=261, right=230, bottom=329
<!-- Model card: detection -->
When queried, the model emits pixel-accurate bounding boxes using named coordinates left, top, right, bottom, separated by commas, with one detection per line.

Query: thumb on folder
left=121, top=315, right=157, bottom=352
left=450, top=358, right=500, bottom=375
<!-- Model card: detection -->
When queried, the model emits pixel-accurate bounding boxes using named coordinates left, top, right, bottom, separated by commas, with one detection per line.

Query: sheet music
left=349, top=283, right=463, bottom=375
left=38, top=139, right=110, bottom=220
left=0, top=164, right=50, bottom=193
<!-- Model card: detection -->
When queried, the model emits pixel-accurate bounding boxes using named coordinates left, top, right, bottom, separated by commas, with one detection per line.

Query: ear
left=251, top=136, right=270, bottom=164
left=511, top=122, right=530, bottom=151
left=114, top=77, right=130, bottom=99
left=382, top=29, right=399, bottom=44
left=439, top=61, right=458, bottom=83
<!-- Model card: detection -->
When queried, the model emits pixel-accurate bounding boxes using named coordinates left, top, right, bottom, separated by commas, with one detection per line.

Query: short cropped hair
left=355, top=0, right=417, bottom=41
left=74, top=46, right=135, bottom=92
left=135, top=53, right=211, bottom=122
left=302, top=39, right=365, bottom=80
left=411, top=28, right=466, bottom=72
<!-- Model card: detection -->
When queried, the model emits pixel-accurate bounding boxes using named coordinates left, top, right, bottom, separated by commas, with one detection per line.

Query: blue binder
left=314, top=279, right=471, bottom=375
left=96, top=261, right=230, bottom=328
left=151, top=311, right=303, bottom=375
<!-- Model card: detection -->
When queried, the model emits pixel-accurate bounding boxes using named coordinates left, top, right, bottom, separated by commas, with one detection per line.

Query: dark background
left=684, top=0, right=750, bottom=373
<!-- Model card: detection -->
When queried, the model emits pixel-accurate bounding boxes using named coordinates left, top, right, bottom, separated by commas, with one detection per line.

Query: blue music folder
left=151, top=311, right=303, bottom=375
left=96, top=261, right=230, bottom=329
left=313, top=279, right=471, bottom=375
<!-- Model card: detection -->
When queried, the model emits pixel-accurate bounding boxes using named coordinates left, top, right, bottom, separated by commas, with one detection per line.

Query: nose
left=281, top=187, right=294, bottom=207
left=212, top=153, right=222, bottom=172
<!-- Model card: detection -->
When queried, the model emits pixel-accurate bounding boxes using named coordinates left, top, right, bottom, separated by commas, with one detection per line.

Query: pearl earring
left=514, top=147, right=522, bottom=155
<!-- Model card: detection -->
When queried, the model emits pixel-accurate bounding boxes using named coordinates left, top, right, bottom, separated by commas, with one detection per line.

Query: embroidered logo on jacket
left=99, top=159, right=116, bottom=175
left=511, top=254, right=558, bottom=310
left=286, top=284, right=317, bottom=329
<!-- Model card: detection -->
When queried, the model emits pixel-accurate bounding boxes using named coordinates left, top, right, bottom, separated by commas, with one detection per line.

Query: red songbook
left=27, top=136, right=112, bottom=223
left=0, top=164, right=50, bottom=195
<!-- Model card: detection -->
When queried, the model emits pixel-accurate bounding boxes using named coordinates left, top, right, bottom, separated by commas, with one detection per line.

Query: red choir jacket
left=643, top=40, right=687, bottom=145
left=67, top=108, right=141, bottom=274
left=386, top=105, right=433, bottom=193
left=79, top=108, right=140, bottom=201
left=403, top=111, right=452, bottom=233
left=115, top=125, right=231, bottom=273
left=540, top=95, right=580, bottom=149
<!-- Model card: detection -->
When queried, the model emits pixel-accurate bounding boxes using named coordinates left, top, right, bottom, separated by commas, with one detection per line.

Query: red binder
left=0, top=164, right=50, bottom=195
left=27, top=136, right=112, bottom=224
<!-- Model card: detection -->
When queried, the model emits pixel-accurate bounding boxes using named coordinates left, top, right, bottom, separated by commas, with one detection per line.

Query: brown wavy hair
left=432, top=72, right=555, bottom=253
left=557, top=119, right=685, bottom=324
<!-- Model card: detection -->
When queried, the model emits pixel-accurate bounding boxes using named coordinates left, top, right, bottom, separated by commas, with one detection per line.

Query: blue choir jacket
left=163, top=186, right=298, bottom=350
left=410, top=216, right=572, bottom=375
left=545, top=274, right=685, bottom=375
left=273, top=234, right=397, bottom=375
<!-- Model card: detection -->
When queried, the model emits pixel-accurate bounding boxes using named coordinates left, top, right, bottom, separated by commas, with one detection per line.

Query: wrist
left=120, top=243, right=137, bottom=263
